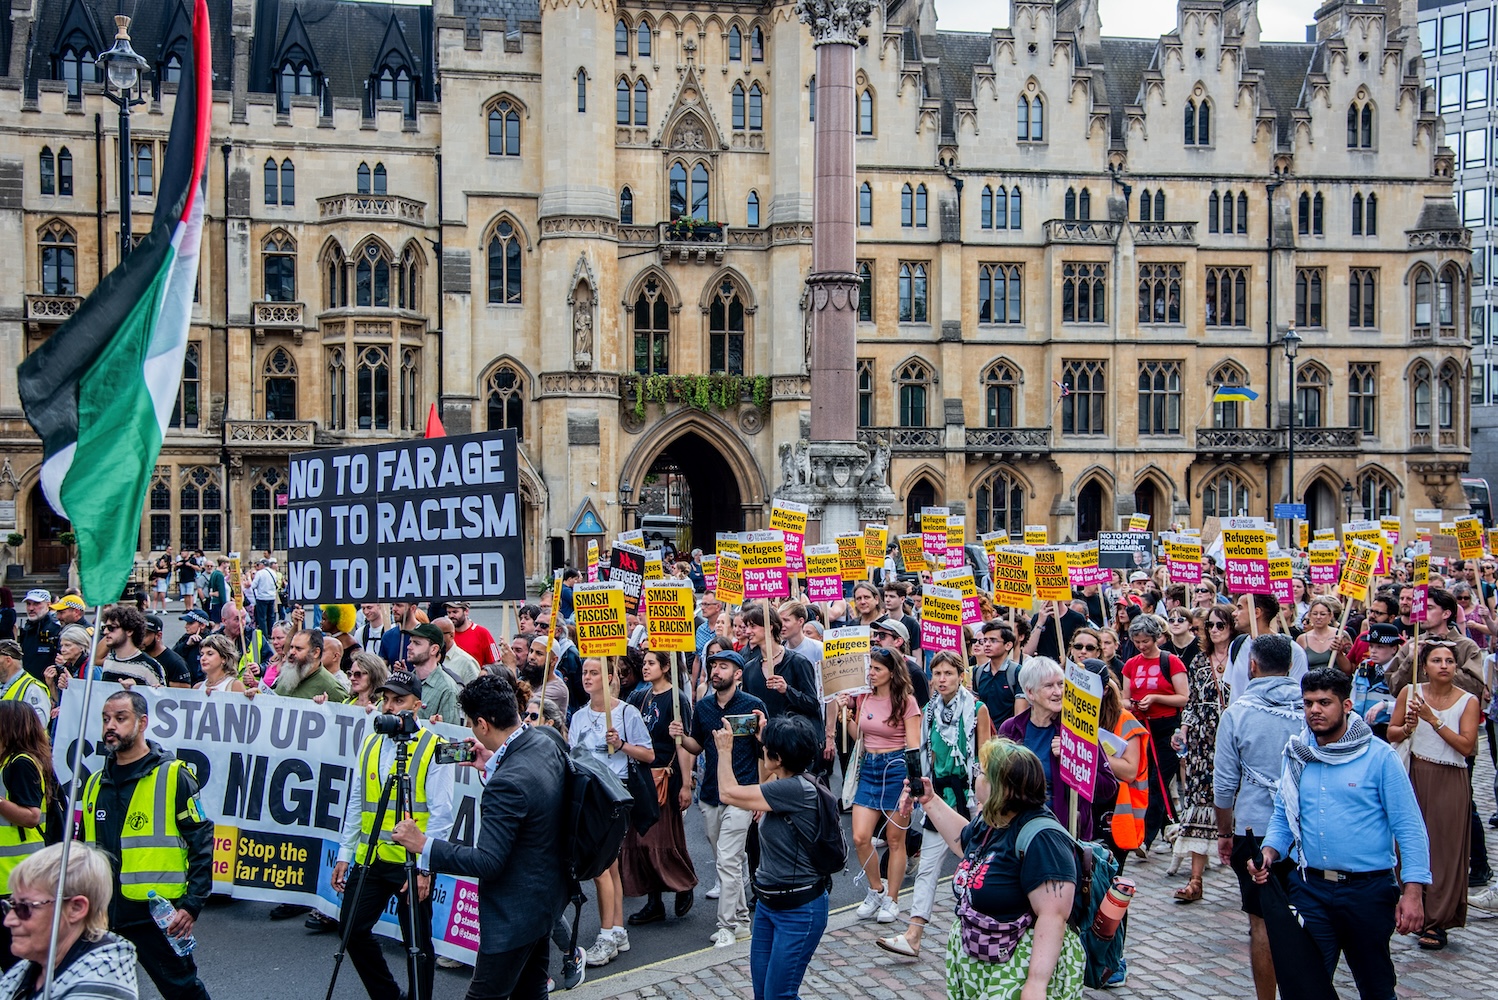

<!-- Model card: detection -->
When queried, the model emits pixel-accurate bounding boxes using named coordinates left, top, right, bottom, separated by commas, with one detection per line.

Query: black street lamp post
left=1282, top=327, right=1301, bottom=519
left=99, top=16, right=149, bottom=260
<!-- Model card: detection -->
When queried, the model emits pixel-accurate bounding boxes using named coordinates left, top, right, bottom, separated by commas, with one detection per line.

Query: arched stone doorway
left=620, top=413, right=765, bottom=555
left=903, top=477, right=938, bottom=533
left=1077, top=480, right=1108, bottom=541
left=1134, top=480, right=1161, bottom=527
left=1305, top=478, right=1339, bottom=537
left=29, top=483, right=70, bottom=575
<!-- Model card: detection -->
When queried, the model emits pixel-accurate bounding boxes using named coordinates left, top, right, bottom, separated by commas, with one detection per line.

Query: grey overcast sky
left=936, top=0, right=1316, bottom=42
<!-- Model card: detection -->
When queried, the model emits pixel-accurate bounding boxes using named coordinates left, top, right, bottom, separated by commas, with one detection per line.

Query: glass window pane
left=1468, top=68, right=1488, bottom=109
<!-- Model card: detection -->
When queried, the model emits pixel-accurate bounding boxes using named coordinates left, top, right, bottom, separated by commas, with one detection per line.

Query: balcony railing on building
left=253, top=301, right=306, bottom=343
left=1044, top=219, right=1120, bottom=245
left=857, top=427, right=943, bottom=451
left=1195, top=426, right=1361, bottom=456
left=317, top=194, right=427, bottom=224
left=964, top=427, right=1051, bottom=458
left=225, top=420, right=317, bottom=449
left=25, top=293, right=82, bottom=323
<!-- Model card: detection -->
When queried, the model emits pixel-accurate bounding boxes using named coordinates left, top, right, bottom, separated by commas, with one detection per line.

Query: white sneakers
left=709, top=924, right=751, bottom=948
left=583, top=928, right=629, bottom=967
left=1469, top=884, right=1498, bottom=912
left=856, top=889, right=900, bottom=922
left=705, top=882, right=722, bottom=900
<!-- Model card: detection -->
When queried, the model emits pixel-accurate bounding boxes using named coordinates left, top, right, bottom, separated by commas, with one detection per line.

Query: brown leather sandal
left=1173, top=876, right=1203, bottom=903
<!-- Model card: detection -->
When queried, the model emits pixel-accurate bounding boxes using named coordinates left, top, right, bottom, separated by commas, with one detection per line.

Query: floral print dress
left=1176, top=651, right=1227, bottom=854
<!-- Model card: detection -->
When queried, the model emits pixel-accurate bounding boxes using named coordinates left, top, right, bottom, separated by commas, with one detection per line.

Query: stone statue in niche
left=859, top=436, right=890, bottom=487
left=572, top=284, right=594, bottom=370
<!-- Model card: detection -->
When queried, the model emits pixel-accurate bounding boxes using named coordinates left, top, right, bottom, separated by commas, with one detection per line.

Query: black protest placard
left=285, top=430, right=525, bottom=602
left=606, top=542, right=646, bottom=613
left=1097, top=531, right=1154, bottom=570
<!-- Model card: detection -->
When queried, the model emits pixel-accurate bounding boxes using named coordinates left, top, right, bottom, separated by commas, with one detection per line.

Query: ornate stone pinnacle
left=796, top=0, right=874, bottom=47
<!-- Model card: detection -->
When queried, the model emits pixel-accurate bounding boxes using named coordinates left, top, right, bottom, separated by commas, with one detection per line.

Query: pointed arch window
left=751, top=26, right=765, bottom=61
left=732, top=83, right=746, bottom=129
left=1153, top=190, right=1166, bottom=221
left=1349, top=268, right=1376, bottom=328
left=355, top=243, right=392, bottom=308
left=981, top=185, right=994, bottom=228
left=1064, top=187, right=1077, bottom=220
left=914, top=184, right=928, bottom=226
left=399, top=349, right=421, bottom=431
left=57, top=148, right=73, bottom=196
left=1349, top=362, right=1378, bottom=436
left=633, top=277, right=670, bottom=374
left=746, top=190, right=760, bottom=227
left=666, top=162, right=710, bottom=220
left=356, top=347, right=391, bottom=431
left=1222, top=189, right=1235, bottom=233
left=162, top=52, right=183, bottom=85
left=620, top=186, right=634, bottom=224
left=1203, top=471, right=1250, bottom=518
left=857, top=261, right=873, bottom=321
left=978, top=264, right=1022, bottom=324
left=487, top=220, right=522, bottom=304
left=1413, top=362, right=1432, bottom=429
left=748, top=84, right=763, bottom=131
left=397, top=244, right=421, bottom=311
left=132, top=143, right=153, bottom=197
left=148, top=472, right=172, bottom=549
left=1296, top=364, right=1326, bottom=428
left=858, top=89, right=874, bottom=135
left=1347, top=101, right=1374, bottom=148
left=263, top=348, right=298, bottom=420
left=1208, top=191, right=1220, bottom=233
left=1413, top=267, right=1433, bottom=329
left=1438, top=266, right=1458, bottom=327
left=1137, top=360, right=1183, bottom=435
left=617, top=78, right=631, bottom=124
left=1205, top=266, right=1248, bottom=327
left=1060, top=360, right=1106, bottom=435
left=728, top=26, right=743, bottom=62
left=178, top=467, right=223, bottom=551
left=277, top=60, right=315, bottom=113
left=324, top=245, right=348, bottom=309
left=637, top=22, right=652, bottom=59
left=633, top=79, right=648, bottom=124
left=486, top=363, right=526, bottom=438
left=616, top=19, right=629, bottom=56
left=1138, top=264, right=1182, bottom=325
left=898, top=262, right=928, bottom=323
left=1185, top=98, right=1210, bottom=144
left=857, top=359, right=874, bottom=426
left=577, top=69, right=587, bottom=112
left=897, top=361, right=932, bottom=427
left=983, top=362, right=1020, bottom=428
left=1017, top=94, right=1043, bottom=141
left=1438, top=362, right=1458, bottom=429
left=1297, top=192, right=1310, bottom=234
left=372, top=163, right=387, bottom=195
left=1357, top=470, right=1395, bottom=520
left=858, top=182, right=872, bottom=226
left=327, top=348, right=347, bottom=430
left=708, top=279, right=746, bottom=375
left=1352, top=193, right=1364, bottom=235
left=1312, top=193, right=1324, bottom=234
left=902, top=184, right=915, bottom=227
left=808, top=75, right=816, bottom=121
left=1364, top=193, right=1377, bottom=235
left=171, top=343, right=200, bottom=429
left=376, top=65, right=414, bottom=118
left=60, top=46, right=96, bottom=99
left=1210, top=363, right=1248, bottom=428
left=357, top=162, right=371, bottom=195
left=262, top=232, right=297, bottom=303
left=1295, top=268, right=1324, bottom=327
left=250, top=467, right=289, bottom=552
left=488, top=99, right=521, bottom=156
left=40, top=148, right=55, bottom=196
left=39, top=221, right=76, bottom=295
left=975, top=469, right=1024, bottom=539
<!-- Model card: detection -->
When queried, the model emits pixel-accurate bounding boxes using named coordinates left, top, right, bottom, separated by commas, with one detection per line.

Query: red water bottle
left=1090, top=877, right=1135, bottom=940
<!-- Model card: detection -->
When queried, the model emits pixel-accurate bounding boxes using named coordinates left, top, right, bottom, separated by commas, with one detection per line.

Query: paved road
left=114, top=602, right=1498, bottom=998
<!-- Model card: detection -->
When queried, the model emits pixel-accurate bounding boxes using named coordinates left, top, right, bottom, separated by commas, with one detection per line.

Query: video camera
left=372, top=710, right=420, bottom=740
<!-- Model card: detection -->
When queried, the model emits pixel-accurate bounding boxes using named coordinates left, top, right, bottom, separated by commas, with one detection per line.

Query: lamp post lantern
left=1341, top=479, right=1356, bottom=523
left=99, top=16, right=149, bottom=260
left=619, top=480, right=633, bottom=531
left=1282, top=327, right=1302, bottom=517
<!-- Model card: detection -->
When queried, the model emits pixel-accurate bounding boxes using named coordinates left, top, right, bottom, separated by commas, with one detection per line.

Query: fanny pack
left=752, top=877, right=829, bottom=911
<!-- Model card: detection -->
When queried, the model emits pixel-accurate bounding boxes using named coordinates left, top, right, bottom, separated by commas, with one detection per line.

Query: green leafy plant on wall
left=630, top=374, right=771, bottom=418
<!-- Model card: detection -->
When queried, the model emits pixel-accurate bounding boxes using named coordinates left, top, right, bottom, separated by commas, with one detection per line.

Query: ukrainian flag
left=1213, top=384, right=1259, bottom=403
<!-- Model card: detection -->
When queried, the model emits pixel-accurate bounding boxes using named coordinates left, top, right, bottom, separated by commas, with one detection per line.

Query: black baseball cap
left=143, top=615, right=164, bottom=634
left=376, top=666, right=423, bottom=700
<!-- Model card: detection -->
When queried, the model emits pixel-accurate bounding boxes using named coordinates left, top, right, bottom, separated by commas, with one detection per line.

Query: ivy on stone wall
left=629, top=373, right=771, bottom=418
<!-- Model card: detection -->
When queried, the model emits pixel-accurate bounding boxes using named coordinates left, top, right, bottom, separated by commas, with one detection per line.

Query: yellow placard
left=1439, top=522, right=1458, bottom=537
left=1337, top=541, right=1380, bottom=603
left=897, top=533, right=928, bottom=573
left=715, top=551, right=744, bottom=605
left=1489, top=529, right=1498, bottom=556
left=946, top=516, right=966, bottom=551
left=1222, top=528, right=1268, bottom=561
left=822, top=627, right=871, bottom=660
left=644, top=552, right=665, bottom=580
left=836, top=534, right=866, bottom=580
left=1269, top=555, right=1292, bottom=583
left=644, top=580, right=696, bottom=653
left=1380, top=517, right=1401, bottom=547
left=1412, top=545, right=1430, bottom=587
left=740, top=533, right=786, bottom=570
left=1297, top=522, right=1309, bottom=549
left=1034, top=547, right=1072, bottom=602
left=769, top=500, right=809, bottom=536
left=863, top=524, right=889, bottom=569
left=1313, top=528, right=1336, bottom=541
left=573, top=583, right=628, bottom=657
left=992, top=545, right=1036, bottom=609
left=1128, top=513, right=1151, bottom=533
left=1454, top=516, right=1485, bottom=560
left=1024, top=524, right=1048, bottom=546
left=1308, top=543, right=1340, bottom=568
left=805, top=545, right=840, bottom=576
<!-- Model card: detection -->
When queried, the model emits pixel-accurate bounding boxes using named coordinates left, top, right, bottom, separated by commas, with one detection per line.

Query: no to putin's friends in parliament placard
left=286, top=430, right=525, bottom=603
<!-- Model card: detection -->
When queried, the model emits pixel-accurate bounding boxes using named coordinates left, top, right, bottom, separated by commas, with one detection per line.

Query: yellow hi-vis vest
left=0, top=753, right=47, bottom=895
left=358, top=729, right=438, bottom=864
left=2, top=672, right=49, bottom=714
left=82, top=759, right=191, bottom=901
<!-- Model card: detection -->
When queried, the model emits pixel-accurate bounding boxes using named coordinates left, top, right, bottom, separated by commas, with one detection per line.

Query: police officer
left=0, top=640, right=50, bottom=727
left=81, top=689, right=213, bottom=999
left=17, top=590, right=61, bottom=683
left=333, top=667, right=453, bottom=1000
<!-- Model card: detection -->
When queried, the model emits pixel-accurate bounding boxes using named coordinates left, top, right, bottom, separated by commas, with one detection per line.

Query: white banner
left=57, top=685, right=482, bottom=963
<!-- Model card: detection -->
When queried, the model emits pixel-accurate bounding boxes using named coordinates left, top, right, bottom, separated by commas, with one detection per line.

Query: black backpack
left=797, top=776, right=848, bottom=877
left=564, top=744, right=633, bottom=883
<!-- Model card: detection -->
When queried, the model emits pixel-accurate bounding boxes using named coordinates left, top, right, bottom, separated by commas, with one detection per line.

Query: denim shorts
left=854, top=748, right=907, bottom=811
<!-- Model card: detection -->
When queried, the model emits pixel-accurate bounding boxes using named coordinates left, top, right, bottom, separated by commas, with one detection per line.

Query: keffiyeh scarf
left=1278, top=715, right=1374, bottom=864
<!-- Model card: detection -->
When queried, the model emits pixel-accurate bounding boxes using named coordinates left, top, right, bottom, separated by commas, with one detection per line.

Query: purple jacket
left=998, top=709, right=1117, bottom=841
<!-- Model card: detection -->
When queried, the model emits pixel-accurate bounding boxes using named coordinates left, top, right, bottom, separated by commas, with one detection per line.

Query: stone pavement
left=575, top=753, right=1498, bottom=1000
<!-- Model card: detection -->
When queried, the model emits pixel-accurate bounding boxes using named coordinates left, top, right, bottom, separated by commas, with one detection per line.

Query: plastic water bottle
left=146, top=891, right=196, bottom=957
left=1352, top=666, right=1371, bottom=716
left=1089, top=877, right=1135, bottom=941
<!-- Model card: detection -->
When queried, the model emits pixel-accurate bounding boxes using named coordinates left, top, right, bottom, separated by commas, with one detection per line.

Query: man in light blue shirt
left=1252, top=667, right=1429, bottom=1000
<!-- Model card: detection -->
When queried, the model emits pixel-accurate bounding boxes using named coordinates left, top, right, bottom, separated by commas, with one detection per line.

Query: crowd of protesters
left=0, top=532, right=1494, bottom=1000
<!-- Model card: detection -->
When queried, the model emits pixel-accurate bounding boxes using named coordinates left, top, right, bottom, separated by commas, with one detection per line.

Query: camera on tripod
left=372, top=710, right=420, bottom=739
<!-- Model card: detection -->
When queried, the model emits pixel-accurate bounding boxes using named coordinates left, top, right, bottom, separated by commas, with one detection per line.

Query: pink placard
left=1226, top=558, right=1271, bottom=594
left=920, top=617, right=963, bottom=653
left=704, top=570, right=718, bottom=593
left=1058, top=727, right=1099, bottom=801
left=1308, top=561, right=1338, bottom=587
left=784, top=532, right=806, bottom=574
left=441, top=880, right=483, bottom=950
left=805, top=572, right=843, bottom=603
left=946, top=546, right=966, bottom=570
left=742, top=565, right=789, bottom=601
left=1411, top=584, right=1428, bottom=621
left=922, top=530, right=946, bottom=564
left=1271, top=576, right=1293, bottom=606
left=1167, top=559, right=1202, bottom=585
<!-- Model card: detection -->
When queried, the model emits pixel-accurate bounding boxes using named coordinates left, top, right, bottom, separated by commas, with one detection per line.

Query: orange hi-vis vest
left=1109, top=712, right=1149, bottom=851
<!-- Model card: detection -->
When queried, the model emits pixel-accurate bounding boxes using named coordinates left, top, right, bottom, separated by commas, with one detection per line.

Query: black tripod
left=326, top=737, right=427, bottom=1000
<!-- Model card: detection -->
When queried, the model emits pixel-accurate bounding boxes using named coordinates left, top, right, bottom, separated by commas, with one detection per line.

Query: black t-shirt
left=2, top=755, right=44, bottom=812
left=955, top=809, right=1078, bottom=921
left=974, top=659, right=1021, bottom=726
left=1029, top=608, right=1087, bottom=662
left=153, top=645, right=193, bottom=686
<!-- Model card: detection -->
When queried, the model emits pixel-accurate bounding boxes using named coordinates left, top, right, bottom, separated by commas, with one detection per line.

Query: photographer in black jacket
left=393, top=672, right=569, bottom=1000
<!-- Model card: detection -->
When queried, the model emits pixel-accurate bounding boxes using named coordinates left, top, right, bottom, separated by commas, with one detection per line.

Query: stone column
left=782, top=0, right=892, bottom=538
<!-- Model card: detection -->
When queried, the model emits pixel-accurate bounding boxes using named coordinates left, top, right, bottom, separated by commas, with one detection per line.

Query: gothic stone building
left=0, top=0, right=1473, bottom=581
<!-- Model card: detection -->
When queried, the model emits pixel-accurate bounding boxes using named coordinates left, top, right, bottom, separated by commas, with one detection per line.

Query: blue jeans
left=749, top=890, right=828, bottom=1000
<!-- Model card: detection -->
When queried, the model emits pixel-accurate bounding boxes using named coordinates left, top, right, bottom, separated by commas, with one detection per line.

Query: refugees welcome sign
left=285, top=430, right=525, bottom=602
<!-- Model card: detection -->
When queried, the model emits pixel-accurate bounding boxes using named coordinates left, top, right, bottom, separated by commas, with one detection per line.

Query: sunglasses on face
left=1209, top=622, right=1229, bottom=630
left=1071, top=642, right=1099, bottom=652
left=1167, top=617, right=1188, bottom=624
left=349, top=669, right=367, bottom=678
left=0, top=898, right=59, bottom=921
left=525, top=711, right=540, bottom=722
left=1194, top=588, right=1211, bottom=594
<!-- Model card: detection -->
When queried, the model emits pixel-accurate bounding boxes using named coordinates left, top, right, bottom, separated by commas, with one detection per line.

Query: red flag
left=424, top=403, right=446, bottom=438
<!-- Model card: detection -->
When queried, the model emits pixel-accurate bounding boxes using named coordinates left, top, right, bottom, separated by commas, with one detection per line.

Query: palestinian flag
left=17, top=0, right=213, bottom=604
